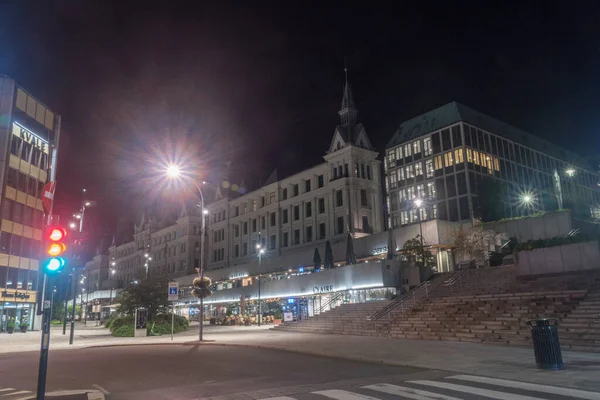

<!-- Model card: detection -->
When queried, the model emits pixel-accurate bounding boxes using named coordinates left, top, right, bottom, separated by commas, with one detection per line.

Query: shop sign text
left=313, top=285, right=334, bottom=294
left=371, top=246, right=388, bottom=256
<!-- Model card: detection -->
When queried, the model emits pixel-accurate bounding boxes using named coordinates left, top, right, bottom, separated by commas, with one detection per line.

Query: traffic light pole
left=36, top=274, right=51, bottom=399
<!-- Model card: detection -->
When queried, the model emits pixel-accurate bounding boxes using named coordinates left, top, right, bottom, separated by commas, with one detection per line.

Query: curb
left=21, top=389, right=104, bottom=399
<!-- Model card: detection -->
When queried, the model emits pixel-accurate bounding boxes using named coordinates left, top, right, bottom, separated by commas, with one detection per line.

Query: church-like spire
left=338, top=59, right=358, bottom=128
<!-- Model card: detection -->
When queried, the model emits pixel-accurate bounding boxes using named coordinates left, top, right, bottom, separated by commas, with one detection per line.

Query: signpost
left=168, top=282, right=178, bottom=341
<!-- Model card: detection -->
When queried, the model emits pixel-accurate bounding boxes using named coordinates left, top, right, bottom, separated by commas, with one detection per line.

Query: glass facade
left=386, top=122, right=600, bottom=228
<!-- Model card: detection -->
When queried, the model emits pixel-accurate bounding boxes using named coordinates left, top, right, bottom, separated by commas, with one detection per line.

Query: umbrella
left=324, top=241, right=334, bottom=269
left=345, top=233, right=357, bottom=266
left=387, top=229, right=396, bottom=260
left=313, top=248, right=322, bottom=271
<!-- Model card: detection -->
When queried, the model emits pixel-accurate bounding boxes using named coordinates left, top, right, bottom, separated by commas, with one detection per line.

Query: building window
left=2, top=199, right=12, bottom=220
left=294, top=205, right=300, bottom=220
left=425, top=159, right=434, bottom=178
left=270, top=213, right=276, bottom=227
left=427, top=182, right=436, bottom=198
left=243, top=242, right=248, bottom=256
left=294, top=229, right=300, bottom=245
left=397, top=167, right=405, bottom=181
left=443, top=151, right=454, bottom=167
left=366, top=165, right=372, bottom=180
left=362, top=216, right=370, bottom=233
left=407, top=186, right=415, bottom=200
left=318, top=198, right=325, bottom=214
left=434, top=156, right=443, bottom=170
left=454, top=148, right=464, bottom=164
left=252, top=200, right=257, bottom=211
left=401, top=211, right=409, bottom=225
left=252, top=219, right=257, bottom=232
left=336, top=190, right=343, bottom=207
left=415, top=162, right=423, bottom=176
left=417, top=184, right=425, bottom=198
left=305, top=180, right=311, bottom=193
left=283, top=209, right=289, bottom=224
left=387, top=150, right=396, bottom=168
left=261, top=216, right=266, bottom=230
left=306, top=202, right=312, bottom=218
left=403, top=143, right=412, bottom=157
left=269, top=234, right=276, bottom=249
left=306, top=226, right=312, bottom=242
left=399, top=188, right=407, bottom=201
left=282, top=188, right=288, bottom=200
left=318, top=174, right=324, bottom=188
left=337, top=216, right=344, bottom=234
left=243, top=222, right=248, bottom=235
left=234, top=225, right=240, bottom=237
left=413, top=140, right=421, bottom=154
left=269, top=192, right=275, bottom=204
left=283, top=232, right=289, bottom=247
left=361, top=189, right=368, bottom=206
left=260, top=197, right=265, bottom=208
left=319, top=223, right=326, bottom=239
left=360, top=164, right=366, bottom=179
left=424, top=137, right=432, bottom=156
left=390, top=173, right=397, bottom=189
left=406, top=164, right=415, bottom=178
left=234, top=245, right=239, bottom=258
left=293, top=184, right=299, bottom=196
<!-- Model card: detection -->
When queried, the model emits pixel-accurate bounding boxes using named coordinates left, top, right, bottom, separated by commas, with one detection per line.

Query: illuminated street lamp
left=256, top=238, right=265, bottom=326
left=165, top=164, right=208, bottom=340
left=566, top=168, right=575, bottom=177
left=109, top=268, right=116, bottom=307
left=414, top=199, right=426, bottom=268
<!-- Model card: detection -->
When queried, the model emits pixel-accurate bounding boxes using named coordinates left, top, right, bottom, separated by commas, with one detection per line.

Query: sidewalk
left=2, top=324, right=600, bottom=392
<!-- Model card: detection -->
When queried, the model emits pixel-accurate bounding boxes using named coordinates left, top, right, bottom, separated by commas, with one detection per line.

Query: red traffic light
left=48, top=227, right=67, bottom=241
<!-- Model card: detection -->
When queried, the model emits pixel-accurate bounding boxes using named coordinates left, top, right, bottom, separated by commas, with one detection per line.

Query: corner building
left=385, top=101, right=600, bottom=232
left=0, top=76, right=60, bottom=331
left=206, top=82, right=383, bottom=274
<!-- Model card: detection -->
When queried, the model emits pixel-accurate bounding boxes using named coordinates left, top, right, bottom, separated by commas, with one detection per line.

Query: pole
left=62, top=273, right=69, bottom=335
left=171, top=302, right=174, bottom=341
left=69, top=268, right=78, bottom=344
left=78, top=204, right=85, bottom=233
left=84, top=270, right=89, bottom=326
left=197, top=184, right=205, bottom=341
left=258, top=233, right=262, bottom=327
left=36, top=274, right=51, bottom=400
left=419, top=214, right=425, bottom=268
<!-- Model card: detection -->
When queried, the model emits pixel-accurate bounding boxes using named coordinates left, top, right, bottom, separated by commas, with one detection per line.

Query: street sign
left=42, top=181, right=56, bottom=213
left=168, top=282, right=178, bottom=301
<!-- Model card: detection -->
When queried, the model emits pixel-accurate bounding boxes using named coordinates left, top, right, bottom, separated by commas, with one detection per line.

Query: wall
left=484, top=210, right=572, bottom=242
left=516, top=240, right=600, bottom=276
left=177, top=261, right=399, bottom=305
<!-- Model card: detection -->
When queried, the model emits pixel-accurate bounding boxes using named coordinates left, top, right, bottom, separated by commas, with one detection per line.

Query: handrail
left=367, top=280, right=431, bottom=321
left=319, top=291, right=344, bottom=314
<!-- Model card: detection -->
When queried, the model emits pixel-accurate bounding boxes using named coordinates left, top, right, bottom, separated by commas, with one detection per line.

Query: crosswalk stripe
left=258, top=397, right=297, bottom=400
left=446, top=375, right=600, bottom=400
left=313, top=389, right=380, bottom=400
left=408, top=380, right=546, bottom=400
left=1, top=391, right=31, bottom=397
left=363, top=383, right=463, bottom=400
left=0, top=390, right=14, bottom=393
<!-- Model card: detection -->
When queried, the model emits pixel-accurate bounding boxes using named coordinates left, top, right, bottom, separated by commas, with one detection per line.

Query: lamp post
left=256, top=240, right=265, bottom=326
left=165, top=164, right=208, bottom=341
left=414, top=198, right=426, bottom=268
left=109, top=266, right=116, bottom=310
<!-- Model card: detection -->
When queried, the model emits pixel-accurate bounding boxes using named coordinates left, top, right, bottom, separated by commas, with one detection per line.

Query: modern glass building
left=0, top=76, right=61, bottom=332
left=385, top=101, right=600, bottom=229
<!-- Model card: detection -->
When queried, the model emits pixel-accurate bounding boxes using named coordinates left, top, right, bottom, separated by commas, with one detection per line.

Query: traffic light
left=43, top=226, right=67, bottom=275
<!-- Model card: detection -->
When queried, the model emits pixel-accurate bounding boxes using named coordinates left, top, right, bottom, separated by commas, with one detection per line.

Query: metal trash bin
left=528, top=318, right=564, bottom=370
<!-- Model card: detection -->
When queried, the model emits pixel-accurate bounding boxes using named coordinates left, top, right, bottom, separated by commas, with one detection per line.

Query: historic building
left=384, top=101, right=600, bottom=230
left=0, top=76, right=61, bottom=332
left=205, top=80, right=384, bottom=276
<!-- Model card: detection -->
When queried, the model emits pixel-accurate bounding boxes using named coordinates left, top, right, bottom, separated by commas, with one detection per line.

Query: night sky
left=1, top=1, right=600, bottom=246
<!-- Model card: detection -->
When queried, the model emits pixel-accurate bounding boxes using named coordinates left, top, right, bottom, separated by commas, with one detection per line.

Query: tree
left=116, top=277, right=169, bottom=321
left=451, top=221, right=497, bottom=266
left=402, top=235, right=434, bottom=265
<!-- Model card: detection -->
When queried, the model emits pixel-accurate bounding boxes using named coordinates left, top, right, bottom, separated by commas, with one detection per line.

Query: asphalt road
left=0, top=345, right=599, bottom=400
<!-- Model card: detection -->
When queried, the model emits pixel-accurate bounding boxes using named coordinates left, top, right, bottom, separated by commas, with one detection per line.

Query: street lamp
left=165, top=164, right=208, bottom=341
left=109, top=268, right=116, bottom=309
left=414, top=199, right=426, bottom=268
left=256, top=239, right=265, bottom=326
left=566, top=168, right=575, bottom=177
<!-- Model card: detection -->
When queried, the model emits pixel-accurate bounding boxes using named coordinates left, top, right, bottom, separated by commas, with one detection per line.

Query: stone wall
left=516, top=240, right=600, bottom=276
left=484, top=210, right=572, bottom=242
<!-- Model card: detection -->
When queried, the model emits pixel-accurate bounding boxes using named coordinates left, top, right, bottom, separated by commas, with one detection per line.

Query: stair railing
left=367, top=280, right=431, bottom=322
left=318, top=291, right=344, bottom=314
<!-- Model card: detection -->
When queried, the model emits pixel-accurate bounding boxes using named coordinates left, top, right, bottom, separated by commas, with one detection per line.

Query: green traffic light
left=44, top=257, right=65, bottom=274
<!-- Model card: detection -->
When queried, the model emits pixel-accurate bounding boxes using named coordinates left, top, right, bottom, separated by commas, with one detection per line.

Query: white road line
left=259, top=397, right=297, bottom=400
left=313, top=389, right=380, bottom=400
left=91, top=384, right=110, bottom=395
left=408, top=380, right=546, bottom=400
left=1, top=390, right=31, bottom=397
left=0, top=390, right=14, bottom=393
left=363, top=383, right=463, bottom=400
left=446, top=375, right=600, bottom=400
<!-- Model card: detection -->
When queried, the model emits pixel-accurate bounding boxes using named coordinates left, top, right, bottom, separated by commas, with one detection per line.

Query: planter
left=6, top=326, right=14, bottom=334
left=273, top=319, right=282, bottom=325
left=20, top=325, right=28, bottom=333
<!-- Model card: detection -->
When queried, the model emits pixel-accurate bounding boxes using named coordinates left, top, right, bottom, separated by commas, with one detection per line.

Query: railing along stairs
left=367, top=280, right=431, bottom=322
left=318, top=291, right=345, bottom=314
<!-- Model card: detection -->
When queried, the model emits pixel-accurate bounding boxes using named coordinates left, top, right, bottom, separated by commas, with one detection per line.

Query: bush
left=104, top=315, right=118, bottom=329
left=149, top=314, right=189, bottom=335
left=112, top=324, right=134, bottom=337
left=50, top=320, right=62, bottom=325
left=108, top=315, right=134, bottom=333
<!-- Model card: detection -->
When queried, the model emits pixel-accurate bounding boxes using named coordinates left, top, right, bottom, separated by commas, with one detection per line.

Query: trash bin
left=528, top=318, right=563, bottom=370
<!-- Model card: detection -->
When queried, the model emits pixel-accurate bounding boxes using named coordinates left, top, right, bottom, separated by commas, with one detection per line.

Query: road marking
left=0, top=390, right=14, bottom=393
left=409, top=380, right=546, bottom=400
left=92, top=384, right=110, bottom=395
left=259, top=397, right=297, bottom=400
left=363, top=383, right=463, bottom=400
left=446, top=375, right=600, bottom=400
left=1, top=390, right=31, bottom=397
left=313, top=389, right=380, bottom=400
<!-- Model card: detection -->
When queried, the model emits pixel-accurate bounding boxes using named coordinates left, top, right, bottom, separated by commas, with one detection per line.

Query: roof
left=386, top=101, right=588, bottom=168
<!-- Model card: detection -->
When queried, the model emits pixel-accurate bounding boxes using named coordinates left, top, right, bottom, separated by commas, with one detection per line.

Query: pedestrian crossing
left=0, top=387, right=32, bottom=399
left=258, top=374, right=600, bottom=400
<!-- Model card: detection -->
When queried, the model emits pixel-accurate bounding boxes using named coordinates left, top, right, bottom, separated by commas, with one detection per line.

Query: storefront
left=0, top=289, right=36, bottom=332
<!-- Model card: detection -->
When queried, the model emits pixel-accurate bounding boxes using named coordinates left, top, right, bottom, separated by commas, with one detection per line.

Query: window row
left=1, top=199, right=44, bottom=229
left=213, top=248, right=225, bottom=262
left=387, top=137, right=433, bottom=167
left=213, top=228, right=225, bottom=243
left=6, top=168, right=46, bottom=198
left=0, top=266, right=38, bottom=290
left=9, top=133, right=50, bottom=171
left=0, top=233, right=41, bottom=258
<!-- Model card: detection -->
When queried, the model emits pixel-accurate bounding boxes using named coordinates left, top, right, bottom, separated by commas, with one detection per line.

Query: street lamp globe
left=69, top=222, right=77, bottom=229
left=522, top=195, right=532, bottom=204
left=260, top=249, right=265, bottom=254
left=256, top=243, right=261, bottom=249
left=566, top=168, right=575, bottom=177
left=202, top=209, right=209, bottom=215
left=414, top=199, right=423, bottom=207
left=111, top=261, right=116, bottom=266
left=166, top=164, right=181, bottom=178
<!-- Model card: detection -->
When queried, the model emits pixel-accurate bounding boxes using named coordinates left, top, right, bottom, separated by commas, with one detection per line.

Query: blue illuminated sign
left=298, top=267, right=304, bottom=273
left=287, top=298, right=295, bottom=304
